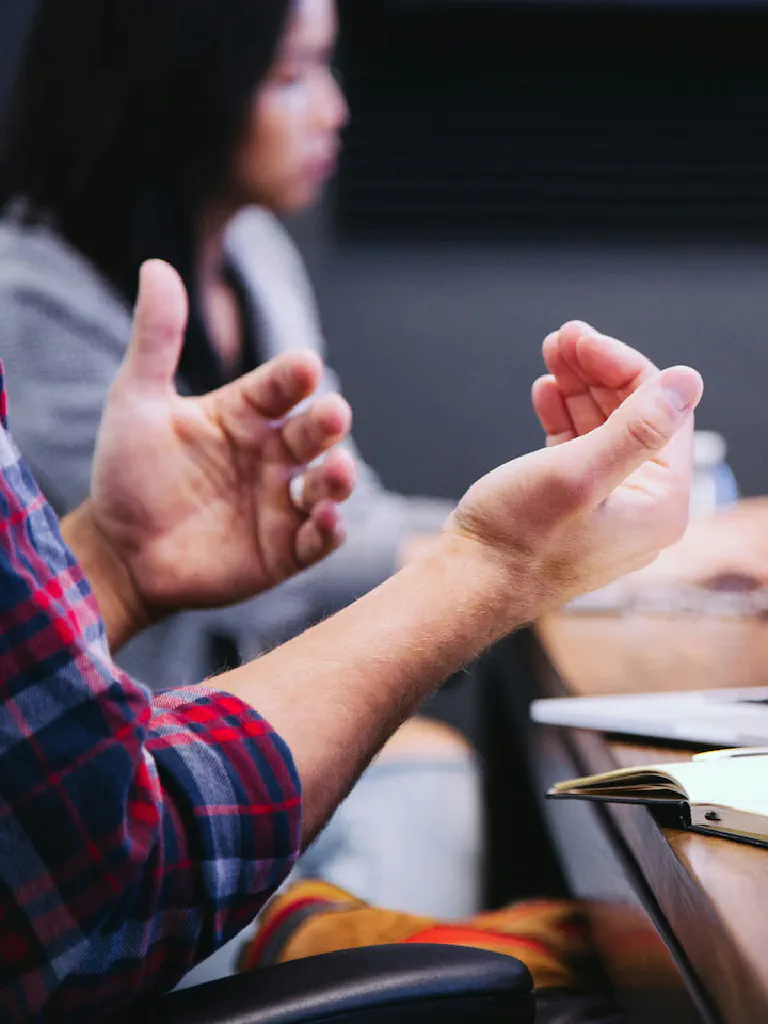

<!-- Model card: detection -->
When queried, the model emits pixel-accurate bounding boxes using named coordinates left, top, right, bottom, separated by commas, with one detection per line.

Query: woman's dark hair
left=0, top=0, right=293, bottom=388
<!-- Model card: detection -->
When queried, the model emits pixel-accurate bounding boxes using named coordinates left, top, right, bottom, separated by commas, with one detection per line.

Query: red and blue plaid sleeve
left=0, top=366, right=302, bottom=1022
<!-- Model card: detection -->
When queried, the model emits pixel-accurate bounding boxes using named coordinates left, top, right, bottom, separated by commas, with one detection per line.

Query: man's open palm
left=90, top=260, right=356, bottom=615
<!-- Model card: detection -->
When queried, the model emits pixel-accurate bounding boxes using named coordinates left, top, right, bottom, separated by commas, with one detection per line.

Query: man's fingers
left=542, top=329, right=583, bottom=392
left=561, top=322, right=657, bottom=390
left=122, top=260, right=189, bottom=391
left=208, top=355, right=342, bottom=452
left=543, top=325, right=608, bottom=435
left=282, top=395, right=352, bottom=465
left=295, top=501, right=346, bottom=567
left=291, top=454, right=355, bottom=566
left=531, top=375, right=576, bottom=445
left=294, top=449, right=357, bottom=511
left=212, top=350, right=324, bottom=425
left=562, top=365, right=704, bottom=506
left=546, top=322, right=659, bottom=431
left=568, top=326, right=658, bottom=420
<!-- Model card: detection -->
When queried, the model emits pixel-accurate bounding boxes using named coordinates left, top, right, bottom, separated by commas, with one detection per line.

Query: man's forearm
left=62, top=502, right=148, bottom=652
left=219, top=535, right=525, bottom=845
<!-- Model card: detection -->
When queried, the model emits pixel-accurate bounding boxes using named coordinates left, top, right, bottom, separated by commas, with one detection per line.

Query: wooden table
left=528, top=613, right=768, bottom=1024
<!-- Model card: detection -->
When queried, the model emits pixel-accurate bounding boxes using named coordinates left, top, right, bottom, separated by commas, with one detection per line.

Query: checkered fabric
left=0, top=364, right=302, bottom=1021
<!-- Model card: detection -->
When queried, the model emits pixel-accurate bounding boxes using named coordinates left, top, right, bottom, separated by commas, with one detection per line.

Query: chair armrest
left=138, top=944, right=534, bottom=1024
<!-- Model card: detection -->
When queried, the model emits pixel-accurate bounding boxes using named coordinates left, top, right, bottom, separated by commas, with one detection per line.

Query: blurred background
left=3, top=0, right=768, bottom=500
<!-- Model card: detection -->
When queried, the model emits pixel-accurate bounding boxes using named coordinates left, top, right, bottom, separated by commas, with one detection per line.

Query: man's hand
left=74, top=260, right=355, bottom=647
left=444, top=323, right=703, bottom=622
left=531, top=322, right=768, bottom=595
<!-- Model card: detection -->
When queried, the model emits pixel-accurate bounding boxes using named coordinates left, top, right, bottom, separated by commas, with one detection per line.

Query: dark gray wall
left=0, top=0, right=35, bottom=107
left=291, top=203, right=768, bottom=500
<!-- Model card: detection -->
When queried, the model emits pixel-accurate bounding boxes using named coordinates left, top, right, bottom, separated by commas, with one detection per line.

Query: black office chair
left=128, top=944, right=534, bottom=1024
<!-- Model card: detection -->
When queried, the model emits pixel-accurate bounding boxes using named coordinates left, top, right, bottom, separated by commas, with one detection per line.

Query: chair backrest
left=115, top=945, right=534, bottom=1024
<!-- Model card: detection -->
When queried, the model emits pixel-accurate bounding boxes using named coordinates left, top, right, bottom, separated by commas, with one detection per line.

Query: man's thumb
left=121, top=260, right=189, bottom=390
left=567, top=365, right=704, bottom=503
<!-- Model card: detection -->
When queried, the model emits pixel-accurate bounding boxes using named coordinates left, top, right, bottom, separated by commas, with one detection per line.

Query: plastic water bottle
left=690, top=430, right=738, bottom=518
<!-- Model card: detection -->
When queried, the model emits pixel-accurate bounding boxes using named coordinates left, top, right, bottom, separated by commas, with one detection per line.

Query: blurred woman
left=0, top=0, right=481, bottom=948
left=0, top=0, right=450, bottom=684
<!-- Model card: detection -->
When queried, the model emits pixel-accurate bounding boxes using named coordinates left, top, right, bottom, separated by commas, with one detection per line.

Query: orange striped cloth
left=240, top=880, right=601, bottom=991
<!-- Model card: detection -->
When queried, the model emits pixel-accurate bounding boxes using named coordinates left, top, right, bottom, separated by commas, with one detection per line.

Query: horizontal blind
left=334, top=2, right=768, bottom=240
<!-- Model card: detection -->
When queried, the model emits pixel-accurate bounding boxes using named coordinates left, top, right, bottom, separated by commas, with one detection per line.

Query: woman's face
left=231, top=0, right=348, bottom=212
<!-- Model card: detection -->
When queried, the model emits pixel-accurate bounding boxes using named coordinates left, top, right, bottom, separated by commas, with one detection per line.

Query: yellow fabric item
left=240, top=880, right=598, bottom=991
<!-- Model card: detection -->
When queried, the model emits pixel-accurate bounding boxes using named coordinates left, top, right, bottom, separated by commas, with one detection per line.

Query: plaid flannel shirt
left=0, top=364, right=302, bottom=1022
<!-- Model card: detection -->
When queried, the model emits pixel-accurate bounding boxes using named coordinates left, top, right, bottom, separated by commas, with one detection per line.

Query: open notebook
left=549, top=748, right=768, bottom=847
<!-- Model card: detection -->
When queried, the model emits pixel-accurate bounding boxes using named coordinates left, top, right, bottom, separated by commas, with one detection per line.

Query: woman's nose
left=315, top=67, right=349, bottom=132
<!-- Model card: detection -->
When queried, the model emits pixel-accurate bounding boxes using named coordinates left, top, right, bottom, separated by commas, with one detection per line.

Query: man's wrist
left=411, top=528, right=534, bottom=650
left=61, top=501, right=150, bottom=652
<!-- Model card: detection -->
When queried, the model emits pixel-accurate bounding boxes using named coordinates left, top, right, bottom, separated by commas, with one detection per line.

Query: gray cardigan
left=0, top=206, right=451, bottom=688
